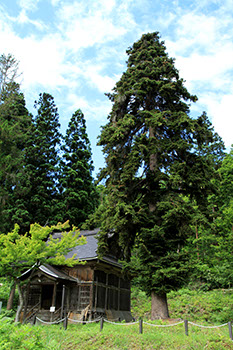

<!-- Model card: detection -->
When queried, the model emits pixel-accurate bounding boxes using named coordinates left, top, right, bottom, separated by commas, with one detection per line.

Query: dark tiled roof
left=52, top=228, right=122, bottom=268
left=67, top=228, right=100, bottom=260
left=19, top=229, right=122, bottom=281
left=51, top=228, right=99, bottom=261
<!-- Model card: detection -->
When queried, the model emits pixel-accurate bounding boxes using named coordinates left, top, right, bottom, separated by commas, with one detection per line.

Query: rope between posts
left=188, top=321, right=228, bottom=329
left=144, top=321, right=184, bottom=327
left=67, top=317, right=101, bottom=324
left=36, top=316, right=67, bottom=325
left=103, top=318, right=138, bottom=326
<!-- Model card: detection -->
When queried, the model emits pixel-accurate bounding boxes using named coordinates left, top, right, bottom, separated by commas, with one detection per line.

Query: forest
left=1, top=32, right=233, bottom=320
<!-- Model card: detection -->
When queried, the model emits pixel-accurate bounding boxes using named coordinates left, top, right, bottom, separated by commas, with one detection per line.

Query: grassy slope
left=1, top=286, right=233, bottom=349
left=131, top=287, right=233, bottom=324
left=0, top=319, right=232, bottom=350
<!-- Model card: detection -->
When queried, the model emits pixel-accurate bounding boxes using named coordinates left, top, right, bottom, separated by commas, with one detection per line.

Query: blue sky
left=0, top=0, right=233, bottom=177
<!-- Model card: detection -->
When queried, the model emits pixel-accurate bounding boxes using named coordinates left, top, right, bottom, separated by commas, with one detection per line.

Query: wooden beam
left=105, top=274, right=108, bottom=310
left=94, top=277, right=98, bottom=311
left=51, top=282, right=57, bottom=307
left=118, top=277, right=120, bottom=311
left=60, top=285, right=65, bottom=319
left=22, top=281, right=30, bottom=323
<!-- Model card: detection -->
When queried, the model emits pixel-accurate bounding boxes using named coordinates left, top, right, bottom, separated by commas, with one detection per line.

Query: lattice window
left=28, top=287, right=40, bottom=306
left=94, top=270, right=106, bottom=284
left=120, top=290, right=130, bottom=311
left=108, top=288, right=118, bottom=310
left=97, top=285, right=106, bottom=309
left=108, top=274, right=119, bottom=287
left=120, top=278, right=130, bottom=290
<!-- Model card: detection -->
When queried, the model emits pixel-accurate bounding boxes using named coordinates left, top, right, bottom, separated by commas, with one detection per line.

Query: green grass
left=1, top=286, right=233, bottom=349
left=0, top=319, right=233, bottom=350
left=131, top=287, right=233, bottom=324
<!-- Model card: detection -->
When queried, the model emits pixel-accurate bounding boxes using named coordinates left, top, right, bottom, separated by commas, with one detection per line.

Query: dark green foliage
left=24, top=93, right=62, bottom=226
left=97, top=32, right=225, bottom=301
left=58, top=109, right=98, bottom=226
left=82, top=185, right=107, bottom=230
left=0, top=81, right=32, bottom=233
left=0, top=318, right=45, bottom=349
left=188, top=147, right=233, bottom=290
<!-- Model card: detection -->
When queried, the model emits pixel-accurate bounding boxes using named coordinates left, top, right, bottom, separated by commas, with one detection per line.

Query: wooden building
left=19, top=228, right=132, bottom=323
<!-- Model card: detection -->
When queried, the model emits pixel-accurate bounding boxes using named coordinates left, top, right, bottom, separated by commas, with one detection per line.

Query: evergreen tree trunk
left=151, top=291, right=169, bottom=319
left=7, top=281, right=16, bottom=310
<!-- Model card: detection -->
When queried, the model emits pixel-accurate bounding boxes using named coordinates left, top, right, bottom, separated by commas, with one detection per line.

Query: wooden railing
left=23, top=302, right=40, bottom=324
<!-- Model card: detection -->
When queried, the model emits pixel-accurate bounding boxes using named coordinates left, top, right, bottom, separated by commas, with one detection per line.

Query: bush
left=0, top=317, right=45, bottom=349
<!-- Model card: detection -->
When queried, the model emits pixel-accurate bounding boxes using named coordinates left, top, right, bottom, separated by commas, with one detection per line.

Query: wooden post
left=105, top=274, right=108, bottom=311
left=51, top=282, right=57, bottom=307
left=139, top=319, right=143, bottom=334
left=228, top=321, right=233, bottom=340
left=184, top=320, right=188, bottom=336
left=89, top=276, right=94, bottom=320
left=66, top=286, right=70, bottom=311
left=78, top=284, right=82, bottom=310
left=100, top=317, right=104, bottom=331
left=95, top=277, right=98, bottom=311
left=0, top=301, right=2, bottom=314
left=60, top=285, right=65, bottom=319
left=23, top=281, right=31, bottom=324
left=63, top=308, right=68, bottom=330
left=118, top=277, right=120, bottom=311
left=32, top=314, right=36, bottom=325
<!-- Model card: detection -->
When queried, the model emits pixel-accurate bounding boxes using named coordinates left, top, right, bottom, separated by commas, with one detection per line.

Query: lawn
left=0, top=316, right=233, bottom=349
left=1, top=283, right=233, bottom=349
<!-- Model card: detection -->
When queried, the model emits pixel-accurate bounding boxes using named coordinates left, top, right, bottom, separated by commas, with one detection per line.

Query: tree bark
left=151, top=291, right=169, bottom=320
left=7, top=281, right=16, bottom=310
left=148, top=125, right=169, bottom=320
left=149, top=126, right=157, bottom=212
left=15, top=279, right=24, bottom=323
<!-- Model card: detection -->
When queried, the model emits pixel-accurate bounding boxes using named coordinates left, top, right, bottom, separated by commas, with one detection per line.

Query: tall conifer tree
left=98, top=33, right=224, bottom=318
left=25, top=93, right=61, bottom=226
left=58, top=109, right=98, bottom=227
left=0, top=54, right=31, bottom=232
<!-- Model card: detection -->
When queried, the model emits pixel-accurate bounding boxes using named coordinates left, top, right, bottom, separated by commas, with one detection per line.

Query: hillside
left=131, top=286, right=233, bottom=325
left=1, top=284, right=233, bottom=349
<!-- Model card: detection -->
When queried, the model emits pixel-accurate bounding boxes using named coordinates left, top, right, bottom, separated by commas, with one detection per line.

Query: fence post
left=184, top=320, right=188, bottom=336
left=60, top=285, right=65, bottom=319
left=139, top=319, right=143, bottom=334
left=63, top=308, right=67, bottom=330
left=100, top=317, right=104, bottom=331
left=0, top=301, right=2, bottom=314
left=228, top=321, right=233, bottom=340
left=32, top=314, right=36, bottom=325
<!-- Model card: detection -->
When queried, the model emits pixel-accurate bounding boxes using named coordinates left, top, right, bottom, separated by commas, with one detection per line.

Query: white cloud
left=50, top=0, right=61, bottom=6
left=18, top=0, right=40, bottom=12
left=162, top=6, right=233, bottom=148
left=1, top=0, right=233, bottom=149
left=56, top=0, right=136, bottom=50
left=0, top=0, right=136, bottom=97
left=19, top=36, right=69, bottom=89
left=66, top=93, right=112, bottom=122
left=81, top=64, right=116, bottom=93
left=198, top=93, right=233, bottom=148
left=175, top=44, right=233, bottom=88
left=16, top=9, right=46, bottom=30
